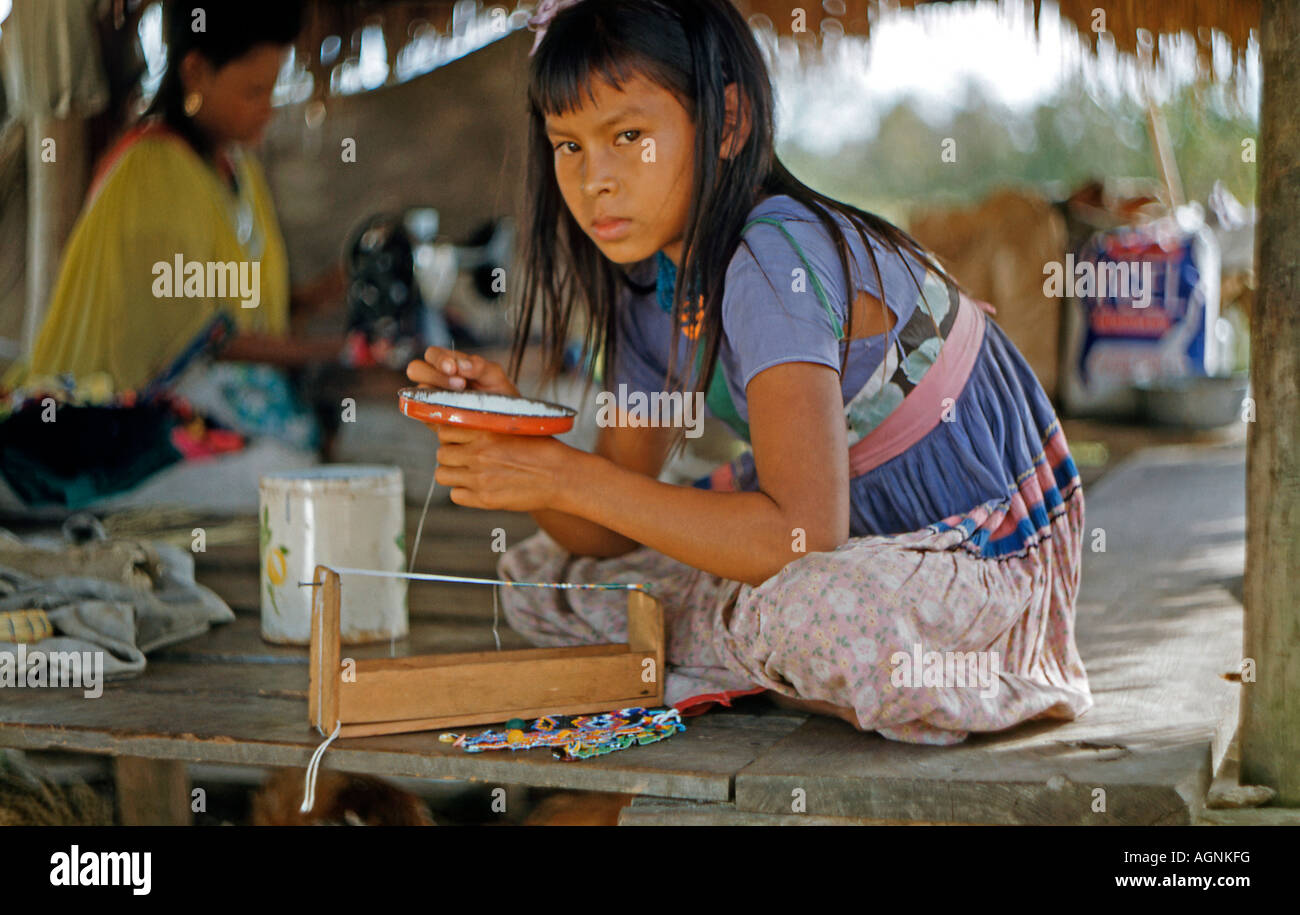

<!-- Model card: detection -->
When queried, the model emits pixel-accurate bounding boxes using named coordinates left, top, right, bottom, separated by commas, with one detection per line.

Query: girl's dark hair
left=144, top=1, right=304, bottom=159
left=513, top=0, right=957, bottom=457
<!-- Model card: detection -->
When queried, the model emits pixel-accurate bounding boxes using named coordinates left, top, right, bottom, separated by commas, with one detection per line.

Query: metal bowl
left=1136, top=371, right=1252, bottom=429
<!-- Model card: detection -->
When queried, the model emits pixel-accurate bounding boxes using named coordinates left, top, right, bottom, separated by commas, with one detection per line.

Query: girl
left=406, top=0, right=1091, bottom=745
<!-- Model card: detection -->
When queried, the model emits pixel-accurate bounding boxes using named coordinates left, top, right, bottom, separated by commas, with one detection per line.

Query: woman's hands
left=405, top=347, right=520, bottom=398
left=434, top=425, right=576, bottom=512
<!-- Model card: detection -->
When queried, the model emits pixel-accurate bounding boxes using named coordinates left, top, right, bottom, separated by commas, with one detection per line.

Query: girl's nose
left=582, top=150, right=620, bottom=196
left=583, top=171, right=617, bottom=196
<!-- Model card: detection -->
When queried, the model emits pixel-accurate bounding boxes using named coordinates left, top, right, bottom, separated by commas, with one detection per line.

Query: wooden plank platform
left=0, top=444, right=1249, bottom=823
left=0, top=662, right=804, bottom=800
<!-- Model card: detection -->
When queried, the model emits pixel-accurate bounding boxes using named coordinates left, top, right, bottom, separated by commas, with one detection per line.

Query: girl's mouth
left=592, top=218, right=632, bottom=241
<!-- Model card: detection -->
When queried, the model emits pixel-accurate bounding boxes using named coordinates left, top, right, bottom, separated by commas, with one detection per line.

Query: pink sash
left=847, top=292, right=993, bottom=477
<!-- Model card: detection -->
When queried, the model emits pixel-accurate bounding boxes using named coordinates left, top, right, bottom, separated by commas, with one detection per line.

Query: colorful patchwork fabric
left=927, top=417, right=1082, bottom=559
left=438, top=707, right=685, bottom=761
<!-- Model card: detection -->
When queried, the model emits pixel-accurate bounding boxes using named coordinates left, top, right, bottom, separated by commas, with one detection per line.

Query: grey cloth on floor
left=0, top=519, right=234, bottom=680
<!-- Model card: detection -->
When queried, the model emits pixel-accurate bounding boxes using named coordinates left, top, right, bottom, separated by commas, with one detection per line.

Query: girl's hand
left=405, top=347, right=520, bottom=398
left=434, top=425, right=575, bottom=512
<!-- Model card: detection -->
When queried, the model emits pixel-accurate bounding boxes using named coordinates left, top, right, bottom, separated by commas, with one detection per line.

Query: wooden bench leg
left=114, top=757, right=193, bottom=826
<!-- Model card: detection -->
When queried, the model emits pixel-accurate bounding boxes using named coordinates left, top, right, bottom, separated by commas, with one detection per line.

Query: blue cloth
left=612, top=193, right=1072, bottom=546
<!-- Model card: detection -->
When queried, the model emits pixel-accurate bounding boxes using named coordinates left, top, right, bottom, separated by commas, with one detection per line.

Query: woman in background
left=0, top=0, right=345, bottom=514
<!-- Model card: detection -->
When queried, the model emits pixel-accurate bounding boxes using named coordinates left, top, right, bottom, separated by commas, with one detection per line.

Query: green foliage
left=781, top=82, right=1257, bottom=220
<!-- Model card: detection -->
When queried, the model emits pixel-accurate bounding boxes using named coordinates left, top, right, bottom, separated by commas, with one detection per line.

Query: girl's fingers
left=405, top=358, right=466, bottom=389
left=456, top=353, right=493, bottom=378
left=410, top=347, right=517, bottom=397
left=422, top=346, right=476, bottom=378
left=434, top=465, right=472, bottom=489
left=409, top=346, right=469, bottom=389
left=452, top=354, right=511, bottom=392
left=436, top=426, right=486, bottom=445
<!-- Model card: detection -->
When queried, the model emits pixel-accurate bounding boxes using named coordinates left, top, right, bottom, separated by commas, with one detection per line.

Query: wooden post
left=1241, top=0, right=1300, bottom=805
left=626, top=589, right=666, bottom=707
left=23, top=115, right=90, bottom=356
left=308, top=565, right=342, bottom=734
left=1144, top=99, right=1185, bottom=209
left=113, top=757, right=192, bottom=826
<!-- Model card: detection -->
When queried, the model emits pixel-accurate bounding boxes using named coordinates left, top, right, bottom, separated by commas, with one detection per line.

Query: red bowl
left=398, top=387, right=576, bottom=436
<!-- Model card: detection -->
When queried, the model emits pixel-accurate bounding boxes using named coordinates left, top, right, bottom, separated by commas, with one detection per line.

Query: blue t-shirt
left=610, top=194, right=1080, bottom=557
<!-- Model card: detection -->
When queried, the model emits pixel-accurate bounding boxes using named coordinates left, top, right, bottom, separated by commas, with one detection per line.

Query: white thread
left=300, top=720, right=342, bottom=814
left=313, top=567, right=650, bottom=593
left=492, top=584, right=501, bottom=651
left=409, top=472, right=438, bottom=575
left=398, top=471, right=441, bottom=657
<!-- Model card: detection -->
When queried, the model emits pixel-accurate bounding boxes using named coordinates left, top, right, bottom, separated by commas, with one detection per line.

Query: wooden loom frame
left=308, top=565, right=665, bottom=738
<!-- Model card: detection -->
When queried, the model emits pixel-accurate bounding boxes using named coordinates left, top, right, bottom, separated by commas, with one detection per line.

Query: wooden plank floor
left=0, top=443, right=1247, bottom=823
left=729, top=443, right=1246, bottom=825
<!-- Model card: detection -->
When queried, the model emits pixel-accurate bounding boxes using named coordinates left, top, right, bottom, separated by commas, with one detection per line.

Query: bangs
left=531, top=47, right=684, bottom=121
left=527, top=3, right=693, bottom=120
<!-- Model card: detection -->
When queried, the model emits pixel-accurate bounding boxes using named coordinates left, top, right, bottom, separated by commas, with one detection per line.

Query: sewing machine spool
left=308, top=565, right=665, bottom=738
left=398, top=387, right=576, bottom=436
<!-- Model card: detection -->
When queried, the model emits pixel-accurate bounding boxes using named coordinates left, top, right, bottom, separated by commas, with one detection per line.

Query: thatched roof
left=292, top=0, right=1262, bottom=45
left=107, top=1, right=1262, bottom=101
left=293, top=1, right=1262, bottom=71
left=738, top=1, right=1258, bottom=67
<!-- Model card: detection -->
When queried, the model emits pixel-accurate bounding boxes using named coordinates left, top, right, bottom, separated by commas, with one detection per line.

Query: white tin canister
left=258, top=465, right=408, bottom=645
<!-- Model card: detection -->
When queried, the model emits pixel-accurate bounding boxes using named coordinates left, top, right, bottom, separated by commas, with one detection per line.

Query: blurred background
left=0, top=3, right=1259, bottom=515
left=0, top=0, right=1260, bottom=506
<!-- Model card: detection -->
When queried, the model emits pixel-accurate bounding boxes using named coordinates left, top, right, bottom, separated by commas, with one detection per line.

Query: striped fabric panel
left=929, top=419, right=1083, bottom=560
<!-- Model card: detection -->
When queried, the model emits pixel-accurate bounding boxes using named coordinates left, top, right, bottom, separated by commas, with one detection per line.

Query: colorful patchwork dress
left=498, top=194, right=1092, bottom=745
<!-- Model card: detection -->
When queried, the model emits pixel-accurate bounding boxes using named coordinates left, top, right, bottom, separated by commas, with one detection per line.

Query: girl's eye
left=553, top=131, right=641, bottom=155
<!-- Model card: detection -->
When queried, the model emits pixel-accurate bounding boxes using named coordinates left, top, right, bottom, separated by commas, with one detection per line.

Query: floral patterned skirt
left=497, top=481, right=1092, bottom=745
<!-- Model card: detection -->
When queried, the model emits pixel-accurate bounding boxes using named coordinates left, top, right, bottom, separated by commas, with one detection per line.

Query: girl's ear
left=720, top=83, right=753, bottom=160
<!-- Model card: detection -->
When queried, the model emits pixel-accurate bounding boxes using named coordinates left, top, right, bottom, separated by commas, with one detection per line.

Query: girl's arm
left=528, top=420, right=677, bottom=558
left=436, top=360, right=850, bottom=586
left=560, top=362, right=850, bottom=585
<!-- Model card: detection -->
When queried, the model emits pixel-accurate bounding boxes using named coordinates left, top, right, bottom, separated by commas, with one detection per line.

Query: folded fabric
left=439, top=707, right=685, bottom=761
left=0, top=521, right=234, bottom=681
left=0, top=532, right=163, bottom=589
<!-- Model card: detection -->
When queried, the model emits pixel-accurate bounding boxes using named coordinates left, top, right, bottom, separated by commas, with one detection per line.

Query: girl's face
left=545, top=73, right=700, bottom=268
left=183, top=43, right=289, bottom=148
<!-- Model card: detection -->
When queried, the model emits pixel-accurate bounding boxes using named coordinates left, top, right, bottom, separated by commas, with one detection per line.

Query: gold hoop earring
left=184, top=92, right=203, bottom=117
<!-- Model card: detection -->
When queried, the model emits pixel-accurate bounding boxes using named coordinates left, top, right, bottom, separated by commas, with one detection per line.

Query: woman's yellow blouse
left=6, top=132, right=290, bottom=395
